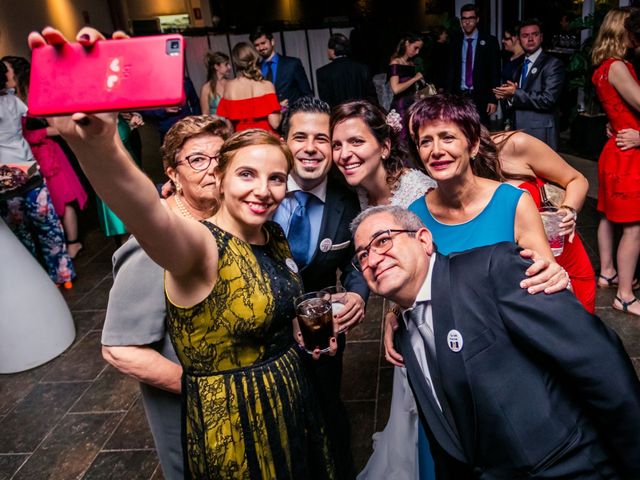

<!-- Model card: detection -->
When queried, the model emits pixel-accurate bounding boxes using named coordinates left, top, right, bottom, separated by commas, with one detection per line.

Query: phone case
left=28, top=34, right=185, bottom=116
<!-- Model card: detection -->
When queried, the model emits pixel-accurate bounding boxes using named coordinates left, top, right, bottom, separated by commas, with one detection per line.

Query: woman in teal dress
left=200, top=51, right=231, bottom=116
left=377, top=94, right=568, bottom=478
left=95, top=115, right=141, bottom=240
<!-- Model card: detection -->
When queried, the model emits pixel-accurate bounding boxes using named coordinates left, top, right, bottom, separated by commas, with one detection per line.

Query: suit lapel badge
left=447, top=329, right=463, bottom=352
left=319, top=238, right=332, bottom=253
left=286, top=258, right=299, bottom=273
left=479, top=40, right=486, bottom=46
left=531, top=67, right=538, bottom=75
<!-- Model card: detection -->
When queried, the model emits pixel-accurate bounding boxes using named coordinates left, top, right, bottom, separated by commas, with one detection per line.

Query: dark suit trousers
left=465, top=90, right=490, bottom=127
left=303, top=333, right=354, bottom=480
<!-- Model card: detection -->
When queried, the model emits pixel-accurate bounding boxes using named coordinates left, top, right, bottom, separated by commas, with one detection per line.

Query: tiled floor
left=1, top=156, right=639, bottom=479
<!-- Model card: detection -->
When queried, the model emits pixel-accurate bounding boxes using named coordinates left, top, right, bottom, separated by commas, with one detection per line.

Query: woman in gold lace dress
left=30, top=28, right=336, bottom=480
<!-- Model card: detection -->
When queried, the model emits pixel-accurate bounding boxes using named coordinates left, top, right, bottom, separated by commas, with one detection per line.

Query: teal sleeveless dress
left=409, top=183, right=524, bottom=255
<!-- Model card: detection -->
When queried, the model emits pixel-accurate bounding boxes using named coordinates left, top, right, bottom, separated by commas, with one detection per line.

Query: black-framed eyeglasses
left=461, top=16, right=478, bottom=23
left=352, top=229, right=417, bottom=272
left=176, top=153, right=219, bottom=172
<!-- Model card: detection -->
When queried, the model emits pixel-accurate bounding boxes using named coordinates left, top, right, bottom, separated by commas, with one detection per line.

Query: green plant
left=566, top=7, right=609, bottom=116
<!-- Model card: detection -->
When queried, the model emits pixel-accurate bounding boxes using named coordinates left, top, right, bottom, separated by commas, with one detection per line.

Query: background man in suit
left=494, top=19, right=565, bottom=149
left=273, top=96, right=368, bottom=479
left=352, top=205, right=640, bottom=479
left=316, top=33, right=377, bottom=108
left=250, top=27, right=312, bottom=107
left=447, top=4, right=501, bottom=126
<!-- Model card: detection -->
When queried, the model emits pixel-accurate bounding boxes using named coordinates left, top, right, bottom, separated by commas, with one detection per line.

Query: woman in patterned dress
left=30, top=26, right=336, bottom=480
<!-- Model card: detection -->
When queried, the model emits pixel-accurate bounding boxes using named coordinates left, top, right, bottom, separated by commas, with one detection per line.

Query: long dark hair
left=391, top=32, right=423, bottom=61
left=204, top=51, right=229, bottom=99
left=1, top=56, right=30, bottom=101
left=408, top=94, right=504, bottom=181
left=483, top=128, right=536, bottom=183
left=330, top=100, right=408, bottom=189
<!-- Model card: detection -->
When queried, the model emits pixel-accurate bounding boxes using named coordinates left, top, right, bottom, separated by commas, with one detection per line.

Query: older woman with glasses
left=101, top=115, right=231, bottom=479
left=31, top=25, right=337, bottom=480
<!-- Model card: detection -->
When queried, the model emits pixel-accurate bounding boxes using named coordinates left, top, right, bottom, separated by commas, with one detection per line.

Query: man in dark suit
left=273, top=97, right=368, bottom=480
left=250, top=27, right=312, bottom=107
left=446, top=3, right=501, bottom=126
left=494, top=19, right=565, bottom=149
left=316, top=33, right=377, bottom=108
left=352, top=205, right=640, bottom=479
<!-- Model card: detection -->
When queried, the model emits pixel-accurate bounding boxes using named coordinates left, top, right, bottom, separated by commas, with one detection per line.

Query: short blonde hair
left=592, top=8, right=630, bottom=66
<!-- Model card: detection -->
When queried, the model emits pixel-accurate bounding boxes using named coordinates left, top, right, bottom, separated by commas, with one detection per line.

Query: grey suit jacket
left=512, top=51, right=565, bottom=150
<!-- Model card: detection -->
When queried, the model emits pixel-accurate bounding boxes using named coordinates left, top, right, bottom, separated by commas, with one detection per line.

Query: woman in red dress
left=591, top=8, right=640, bottom=317
left=216, top=43, right=281, bottom=134
left=488, top=129, right=596, bottom=312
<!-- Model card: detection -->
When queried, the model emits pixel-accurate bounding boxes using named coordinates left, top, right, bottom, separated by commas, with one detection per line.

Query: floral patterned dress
left=166, top=221, right=335, bottom=480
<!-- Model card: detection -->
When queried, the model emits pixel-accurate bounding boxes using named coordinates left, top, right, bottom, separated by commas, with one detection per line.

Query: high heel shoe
left=66, top=239, right=84, bottom=260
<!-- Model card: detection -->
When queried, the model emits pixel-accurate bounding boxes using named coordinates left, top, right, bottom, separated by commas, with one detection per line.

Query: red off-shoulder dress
left=216, top=93, right=281, bottom=135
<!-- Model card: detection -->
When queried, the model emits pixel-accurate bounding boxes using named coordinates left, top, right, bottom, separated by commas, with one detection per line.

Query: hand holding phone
left=29, top=28, right=185, bottom=116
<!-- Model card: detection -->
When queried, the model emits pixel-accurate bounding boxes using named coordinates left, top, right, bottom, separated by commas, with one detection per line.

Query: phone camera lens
left=166, top=39, right=181, bottom=55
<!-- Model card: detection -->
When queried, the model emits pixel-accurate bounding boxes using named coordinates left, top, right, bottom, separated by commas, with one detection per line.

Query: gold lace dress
left=166, top=221, right=336, bottom=479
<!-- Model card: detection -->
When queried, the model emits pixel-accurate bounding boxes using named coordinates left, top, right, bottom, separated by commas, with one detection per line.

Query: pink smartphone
left=29, top=34, right=185, bottom=116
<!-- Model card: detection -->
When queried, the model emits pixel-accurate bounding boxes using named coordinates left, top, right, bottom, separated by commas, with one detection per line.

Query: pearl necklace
left=174, top=194, right=196, bottom=220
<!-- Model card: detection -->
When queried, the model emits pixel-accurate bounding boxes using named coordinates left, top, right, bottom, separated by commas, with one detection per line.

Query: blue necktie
left=288, top=191, right=312, bottom=267
left=264, top=60, right=274, bottom=83
left=519, top=58, right=530, bottom=88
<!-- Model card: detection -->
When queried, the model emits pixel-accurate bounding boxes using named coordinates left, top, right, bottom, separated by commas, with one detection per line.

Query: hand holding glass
left=322, top=286, right=348, bottom=333
left=539, top=206, right=565, bottom=256
left=294, top=292, right=334, bottom=354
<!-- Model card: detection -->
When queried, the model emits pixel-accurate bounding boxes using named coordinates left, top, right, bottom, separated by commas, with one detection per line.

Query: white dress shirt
left=521, top=47, right=542, bottom=83
left=272, top=176, right=328, bottom=263
left=401, top=254, right=442, bottom=410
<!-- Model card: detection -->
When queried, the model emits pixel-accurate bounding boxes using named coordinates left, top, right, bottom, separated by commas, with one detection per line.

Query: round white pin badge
left=319, top=238, right=333, bottom=253
left=447, top=329, right=463, bottom=352
left=286, top=258, right=299, bottom=273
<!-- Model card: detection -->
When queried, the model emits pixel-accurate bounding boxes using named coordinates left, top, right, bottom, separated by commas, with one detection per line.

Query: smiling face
left=286, top=112, right=332, bottom=190
left=217, top=144, right=288, bottom=231
left=332, top=117, right=390, bottom=188
left=519, top=24, right=543, bottom=55
left=166, top=134, right=224, bottom=211
left=253, top=35, right=275, bottom=60
left=214, top=61, right=232, bottom=79
left=415, top=119, right=479, bottom=183
left=354, top=212, right=433, bottom=306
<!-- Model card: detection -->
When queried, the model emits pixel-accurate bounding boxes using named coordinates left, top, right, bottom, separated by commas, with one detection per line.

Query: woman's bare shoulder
left=254, top=80, right=276, bottom=95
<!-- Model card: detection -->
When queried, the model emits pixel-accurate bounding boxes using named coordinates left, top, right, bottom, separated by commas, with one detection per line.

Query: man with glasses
left=446, top=3, right=501, bottom=126
left=351, top=204, right=640, bottom=479
left=274, top=96, right=368, bottom=480
left=494, top=19, right=565, bottom=149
